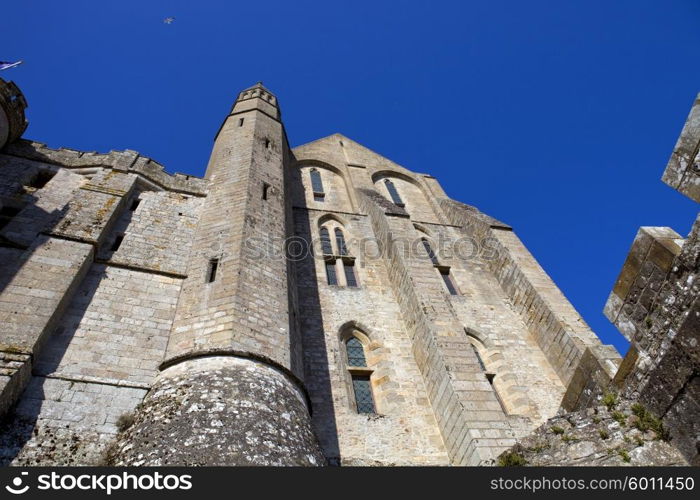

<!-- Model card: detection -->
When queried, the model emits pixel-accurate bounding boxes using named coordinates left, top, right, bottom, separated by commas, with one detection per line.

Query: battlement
left=2, top=140, right=207, bottom=196
left=662, top=93, right=700, bottom=202
left=236, top=82, right=277, bottom=107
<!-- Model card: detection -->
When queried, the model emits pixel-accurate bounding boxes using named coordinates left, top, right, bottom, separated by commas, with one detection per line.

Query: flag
left=0, top=61, right=22, bottom=71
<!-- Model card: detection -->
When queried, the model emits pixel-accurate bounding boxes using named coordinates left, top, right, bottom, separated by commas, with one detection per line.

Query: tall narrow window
left=439, top=267, right=459, bottom=295
left=346, top=337, right=366, bottom=366
left=384, top=179, right=404, bottom=206
left=343, top=261, right=358, bottom=288
left=264, top=138, right=271, bottom=149
left=421, top=239, right=439, bottom=265
left=262, top=182, right=270, bottom=200
left=110, top=234, right=124, bottom=252
left=334, top=228, right=348, bottom=256
left=345, top=336, right=375, bottom=414
left=490, top=378, right=508, bottom=415
left=325, top=260, right=338, bottom=285
left=207, top=258, right=219, bottom=283
left=310, top=169, right=325, bottom=201
left=471, top=344, right=486, bottom=371
left=351, top=375, right=375, bottom=414
left=320, top=226, right=333, bottom=255
left=239, top=117, right=244, bottom=126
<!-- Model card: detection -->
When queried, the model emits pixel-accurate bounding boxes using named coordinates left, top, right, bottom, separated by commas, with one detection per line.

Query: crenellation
left=3, top=140, right=207, bottom=196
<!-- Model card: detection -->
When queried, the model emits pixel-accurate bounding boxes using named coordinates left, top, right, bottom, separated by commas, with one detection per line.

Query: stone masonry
left=0, top=77, right=642, bottom=466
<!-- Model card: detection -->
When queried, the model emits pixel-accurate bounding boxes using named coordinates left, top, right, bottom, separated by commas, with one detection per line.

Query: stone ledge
left=662, top=93, right=700, bottom=203
left=3, top=140, right=207, bottom=196
left=604, top=226, right=684, bottom=340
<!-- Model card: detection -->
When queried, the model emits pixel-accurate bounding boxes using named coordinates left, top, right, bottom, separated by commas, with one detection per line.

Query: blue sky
left=3, top=1, right=699, bottom=354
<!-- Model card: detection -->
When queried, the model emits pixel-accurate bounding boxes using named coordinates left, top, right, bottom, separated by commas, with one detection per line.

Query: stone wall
left=290, top=134, right=614, bottom=464
left=0, top=123, right=207, bottom=464
left=293, top=207, right=450, bottom=465
left=603, top=219, right=699, bottom=465
left=0, top=81, right=628, bottom=467
left=497, top=399, right=686, bottom=466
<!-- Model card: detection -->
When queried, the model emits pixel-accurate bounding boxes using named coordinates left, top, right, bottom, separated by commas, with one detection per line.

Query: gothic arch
left=295, top=160, right=355, bottom=211
left=464, top=326, right=536, bottom=417
left=371, top=169, right=423, bottom=188
left=338, top=320, right=373, bottom=346
left=317, top=212, right=348, bottom=229
left=371, top=170, right=440, bottom=223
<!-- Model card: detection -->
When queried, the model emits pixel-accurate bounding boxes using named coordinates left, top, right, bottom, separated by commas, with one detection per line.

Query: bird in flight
left=163, top=17, right=175, bottom=24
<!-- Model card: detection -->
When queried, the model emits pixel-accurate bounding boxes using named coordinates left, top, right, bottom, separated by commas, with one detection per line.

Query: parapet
left=2, top=139, right=207, bottom=196
left=604, top=226, right=685, bottom=342
left=662, top=93, right=700, bottom=202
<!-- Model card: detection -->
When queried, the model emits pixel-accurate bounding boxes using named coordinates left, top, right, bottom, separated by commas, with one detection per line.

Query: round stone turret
left=111, top=82, right=325, bottom=465
left=0, top=78, right=28, bottom=149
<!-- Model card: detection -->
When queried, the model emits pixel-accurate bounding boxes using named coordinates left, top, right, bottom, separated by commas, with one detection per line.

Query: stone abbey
left=0, top=79, right=697, bottom=466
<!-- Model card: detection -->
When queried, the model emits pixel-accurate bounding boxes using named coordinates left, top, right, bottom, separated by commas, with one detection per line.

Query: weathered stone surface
left=662, top=93, right=700, bottom=203
left=0, top=376, right=145, bottom=466
left=109, top=356, right=324, bottom=466
left=496, top=400, right=687, bottom=466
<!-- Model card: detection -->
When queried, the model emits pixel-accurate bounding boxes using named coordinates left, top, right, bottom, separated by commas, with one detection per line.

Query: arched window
left=343, top=261, right=358, bottom=288
left=335, top=228, right=348, bottom=256
left=384, top=179, right=404, bottom=207
left=320, top=226, right=333, bottom=255
left=320, top=223, right=359, bottom=288
left=421, top=238, right=439, bottom=265
left=310, top=169, right=325, bottom=201
left=346, top=337, right=366, bottom=366
left=345, top=336, right=375, bottom=413
left=325, top=260, right=338, bottom=286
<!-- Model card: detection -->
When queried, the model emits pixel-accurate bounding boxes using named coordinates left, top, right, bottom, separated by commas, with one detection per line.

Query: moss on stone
left=601, top=392, right=618, bottom=411
left=630, top=403, right=669, bottom=440
left=612, top=411, right=627, bottom=426
left=498, top=451, right=528, bottom=467
left=115, top=413, right=135, bottom=433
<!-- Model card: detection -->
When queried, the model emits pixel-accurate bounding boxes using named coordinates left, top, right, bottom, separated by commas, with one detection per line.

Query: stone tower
left=0, top=80, right=622, bottom=466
